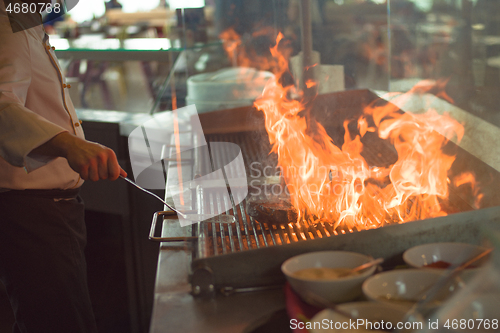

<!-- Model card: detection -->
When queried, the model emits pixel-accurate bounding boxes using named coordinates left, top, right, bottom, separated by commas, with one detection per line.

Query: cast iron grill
left=150, top=90, right=500, bottom=295
left=194, top=132, right=337, bottom=258
left=193, top=126, right=473, bottom=259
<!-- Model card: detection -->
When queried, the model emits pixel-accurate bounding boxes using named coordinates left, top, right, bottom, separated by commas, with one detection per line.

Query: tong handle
left=120, top=176, right=187, bottom=218
left=149, top=211, right=198, bottom=242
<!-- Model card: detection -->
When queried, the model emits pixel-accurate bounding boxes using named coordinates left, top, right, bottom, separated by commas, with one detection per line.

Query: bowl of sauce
left=403, top=242, right=490, bottom=281
left=281, top=251, right=378, bottom=304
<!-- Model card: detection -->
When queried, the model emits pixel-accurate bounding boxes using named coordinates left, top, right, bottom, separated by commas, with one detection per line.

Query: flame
left=219, top=28, right=290, bottom=72
left=454, top=172, right=483, bottom=209
left=252, top=33, right=467, bottom=232
left=172, top=107, right=184, bottom=206
left=219, top=28, right=242, bottom=66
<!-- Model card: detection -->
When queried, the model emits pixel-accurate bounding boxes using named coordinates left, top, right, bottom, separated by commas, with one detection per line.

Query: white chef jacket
left=0, top=4, right=84, bottom=190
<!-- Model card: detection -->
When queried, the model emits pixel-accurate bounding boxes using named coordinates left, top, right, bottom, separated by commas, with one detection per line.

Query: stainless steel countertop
left=149, top=220, right=286, bottom=333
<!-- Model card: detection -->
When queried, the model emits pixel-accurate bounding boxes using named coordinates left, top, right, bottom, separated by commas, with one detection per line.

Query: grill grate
left=175, top=91, right=495, bottom=293
left=195, top=132, right=342, bottom=258
left=192, top=130, right=469, bottom=258
left=196, top=195, right=340, bottom=258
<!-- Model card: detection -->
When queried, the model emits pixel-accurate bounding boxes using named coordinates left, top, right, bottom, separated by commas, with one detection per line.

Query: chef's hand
left=31, top=132, right=127, bottom=181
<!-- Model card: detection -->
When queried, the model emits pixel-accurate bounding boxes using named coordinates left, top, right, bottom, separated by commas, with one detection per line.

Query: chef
left=0, top=1, right=126, bottom=332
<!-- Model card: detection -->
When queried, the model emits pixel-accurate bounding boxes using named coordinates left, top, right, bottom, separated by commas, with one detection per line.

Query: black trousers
left=0, top=189, right=97, bottom=333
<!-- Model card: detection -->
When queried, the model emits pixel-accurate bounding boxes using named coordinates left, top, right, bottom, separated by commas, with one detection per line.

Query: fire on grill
left=157, top=28, right=500, bottom=297
left=218, top=31, right=479, bottom=232
left=190, top=87, right=500, bottom=294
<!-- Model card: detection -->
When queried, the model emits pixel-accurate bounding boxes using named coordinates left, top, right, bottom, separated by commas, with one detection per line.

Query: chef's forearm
left=31, top=132, right=127, bottom=181
left=29, top=131, right=71, bottom=158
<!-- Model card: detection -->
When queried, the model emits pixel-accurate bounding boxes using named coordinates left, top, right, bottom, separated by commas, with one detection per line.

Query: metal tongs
left=120, top=176, right=235, bottom=224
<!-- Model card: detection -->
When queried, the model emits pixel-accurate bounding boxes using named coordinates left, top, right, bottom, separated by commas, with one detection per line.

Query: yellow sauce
left=293, top=267, right=360, bottom=280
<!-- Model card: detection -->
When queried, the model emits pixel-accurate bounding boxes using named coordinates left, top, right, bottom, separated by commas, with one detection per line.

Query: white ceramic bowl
left=310, top=302, right=416, bottom=333
left=436, top=293, right=500, bottom=321
left=281, top=251, right=377, bottom=304
left=362, top=269, right=463, bottom=311
left=403, top=242, right=490, bottom=281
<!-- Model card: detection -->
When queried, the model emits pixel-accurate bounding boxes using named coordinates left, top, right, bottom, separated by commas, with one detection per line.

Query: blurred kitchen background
left=44, top=0, right=500, bottom=126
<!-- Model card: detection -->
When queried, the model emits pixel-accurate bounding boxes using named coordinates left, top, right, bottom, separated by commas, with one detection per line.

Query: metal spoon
left=344, top=257, right=384, bottom=276
left=120, top=176, right=236, bottom=223
left=301, top=258, right=384, bottom=317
